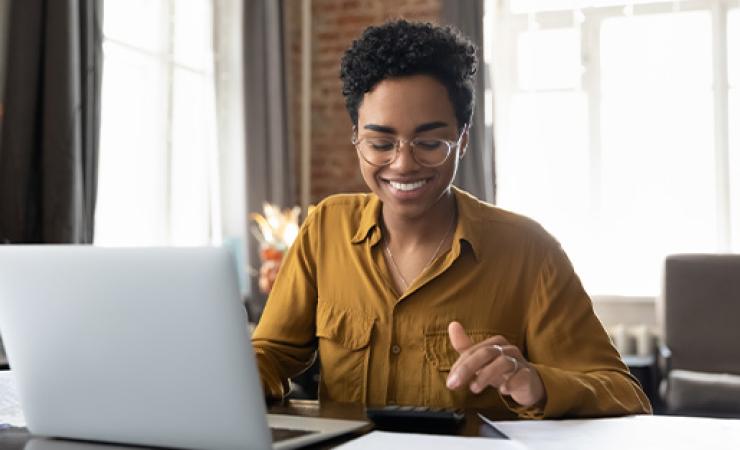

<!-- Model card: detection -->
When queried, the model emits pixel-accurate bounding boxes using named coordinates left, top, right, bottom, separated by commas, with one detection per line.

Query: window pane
left=97, top=0, right=218, bottom=247
left=730, top=9, right=739, bottom=85
left=170, top=68, right=218, bottom=245
left=103, top=0, right=167, bottom=52
left=95, top=42, right=169, bottom=245
left=731, top=89, right=739, bottom=252
left=498, top=91, right=590, bottom=249
left=517, top=28, right=581, bottom=90
left=510, top=0, right=684, bottom=14
left=598, top=11, right=715, bottom=295
left=601, top=12, right=712, bottom=89
left=174, top=0, right=212, bottom=70
left=729, top=8, right=740, bottom=251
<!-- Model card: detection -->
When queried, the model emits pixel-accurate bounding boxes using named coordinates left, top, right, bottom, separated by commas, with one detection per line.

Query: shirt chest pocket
left=316, top=302, right=375, bottom=404
left=423, top=329, right=519, bottom=408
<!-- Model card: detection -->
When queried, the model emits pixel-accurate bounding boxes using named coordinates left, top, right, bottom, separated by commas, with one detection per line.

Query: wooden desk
left=5, top=400, right=740, bottom=449
left=0, top=400, right=506, bottom=449
left=270, top=400, right=506, bottom=447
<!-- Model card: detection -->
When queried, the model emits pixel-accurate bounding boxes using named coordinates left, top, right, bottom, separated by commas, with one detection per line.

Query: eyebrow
left=363, top=121, right=450, bottom=134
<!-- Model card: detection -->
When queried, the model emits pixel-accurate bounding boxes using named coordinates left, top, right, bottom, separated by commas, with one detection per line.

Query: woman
left=252, top=20, right=651, bottom=419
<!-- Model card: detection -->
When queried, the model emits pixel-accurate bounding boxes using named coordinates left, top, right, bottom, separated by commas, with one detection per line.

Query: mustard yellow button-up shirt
left=252, top=187, right=651, bottom=419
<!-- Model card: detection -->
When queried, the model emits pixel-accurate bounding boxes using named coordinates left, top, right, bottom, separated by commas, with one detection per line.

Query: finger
left=468, top=347, right=521, bottom=393
left=448, top=345, right=503, bottom=389
left=449, top=335, right=509, bottom=376
left=447, top=321, right=473, bottom=353
left=447, top=341, right=507, bottom=390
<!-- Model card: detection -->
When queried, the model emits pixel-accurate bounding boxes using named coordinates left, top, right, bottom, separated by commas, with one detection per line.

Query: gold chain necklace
left=384, top=218, right=456, bottom=291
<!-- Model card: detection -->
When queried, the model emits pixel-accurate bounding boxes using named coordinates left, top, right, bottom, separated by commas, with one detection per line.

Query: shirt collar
left=349, top=186, right=484, bottom=260
left=451, top=186, right=483, bottom=261
left=351, top=194, right=383, bottom=245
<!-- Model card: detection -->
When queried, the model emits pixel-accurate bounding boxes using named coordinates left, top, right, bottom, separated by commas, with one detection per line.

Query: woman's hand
left=445, top=321, right=547, bottom=408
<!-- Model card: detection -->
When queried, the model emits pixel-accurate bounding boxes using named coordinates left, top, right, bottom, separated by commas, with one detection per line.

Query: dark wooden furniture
left=0, top=400, right=507, bottom=449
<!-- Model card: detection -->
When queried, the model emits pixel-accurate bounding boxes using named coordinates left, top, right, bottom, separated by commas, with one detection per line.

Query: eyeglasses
left=351, top=125, right=467, bottom=168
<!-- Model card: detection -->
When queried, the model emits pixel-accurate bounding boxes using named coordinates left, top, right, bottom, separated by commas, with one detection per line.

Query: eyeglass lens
left=356, top=138, right=451, bottom=167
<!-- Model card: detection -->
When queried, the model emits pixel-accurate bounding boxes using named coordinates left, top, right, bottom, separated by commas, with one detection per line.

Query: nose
left=388, top=140, right=420, bottom=171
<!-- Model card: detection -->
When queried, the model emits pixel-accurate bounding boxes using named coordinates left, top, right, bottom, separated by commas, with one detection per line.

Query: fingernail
left=447, top=373, right=459, bottom=389
left=470, top=382, right=481, bottom=394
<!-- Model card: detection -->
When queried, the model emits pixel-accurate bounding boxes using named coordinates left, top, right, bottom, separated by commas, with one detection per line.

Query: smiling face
left=356, top=74, right=468, bottom=221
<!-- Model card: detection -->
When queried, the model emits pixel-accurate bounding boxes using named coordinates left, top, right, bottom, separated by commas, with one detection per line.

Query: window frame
left=97, top=0, right=220, bottom=246
left=488, top=0, right=739, bottom=297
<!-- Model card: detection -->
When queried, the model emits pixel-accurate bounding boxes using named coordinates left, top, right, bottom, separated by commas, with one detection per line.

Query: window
left=730, top=7, right=740, bottom=249
left=486, top=0, right=740, bottom=296
left=95, top=0, right=220, bottom=246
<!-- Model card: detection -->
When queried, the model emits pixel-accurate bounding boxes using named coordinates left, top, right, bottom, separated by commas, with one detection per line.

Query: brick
left=283, top=0, right=442, bottom=203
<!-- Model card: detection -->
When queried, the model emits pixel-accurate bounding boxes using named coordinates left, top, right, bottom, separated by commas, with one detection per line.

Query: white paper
left=335, top=430, right=528, bottom=449
left=0, top=370, right=26, bottom=427
left=482, top=414, right=740, bottom=450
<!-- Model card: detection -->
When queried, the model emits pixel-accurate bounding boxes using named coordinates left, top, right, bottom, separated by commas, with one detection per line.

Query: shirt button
left=391, top=344, right=401, bottom=355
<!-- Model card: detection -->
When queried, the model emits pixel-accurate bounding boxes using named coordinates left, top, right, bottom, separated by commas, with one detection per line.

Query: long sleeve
left=251, top=190, right=652, bottom=413
left=509, top=243, right=652, bottom=418
left=251, top=212, right=320, bottom=399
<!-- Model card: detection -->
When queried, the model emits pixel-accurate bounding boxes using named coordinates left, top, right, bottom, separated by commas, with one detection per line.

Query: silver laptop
left=0, top=246, right=366, bottom=450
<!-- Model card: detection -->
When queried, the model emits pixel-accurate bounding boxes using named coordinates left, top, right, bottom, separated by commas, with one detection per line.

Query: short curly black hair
left=340, top=19, right=478, bottom=132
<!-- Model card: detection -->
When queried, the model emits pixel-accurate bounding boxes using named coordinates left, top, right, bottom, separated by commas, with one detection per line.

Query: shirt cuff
left=500, top=363, right=575, bottom=419
left=255, top=351, right=290, bottom=399
left=500, top=392, right=546, bottom=419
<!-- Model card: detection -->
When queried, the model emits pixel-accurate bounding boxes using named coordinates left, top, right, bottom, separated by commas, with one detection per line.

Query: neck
left=382, top=189, right=456, bottom=249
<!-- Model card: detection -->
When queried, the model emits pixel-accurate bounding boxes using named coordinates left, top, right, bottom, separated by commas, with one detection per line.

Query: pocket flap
left=316, top=302, right=374, bottom=351
left=424, top=329, right=513, bottom=371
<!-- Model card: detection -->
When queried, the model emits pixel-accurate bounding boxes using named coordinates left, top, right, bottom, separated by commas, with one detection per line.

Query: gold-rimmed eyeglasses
left=351, top=125, right=468, bottom=168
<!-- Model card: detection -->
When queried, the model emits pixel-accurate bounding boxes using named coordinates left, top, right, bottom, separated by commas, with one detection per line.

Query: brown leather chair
left=660, top=254, right=740, bottom=417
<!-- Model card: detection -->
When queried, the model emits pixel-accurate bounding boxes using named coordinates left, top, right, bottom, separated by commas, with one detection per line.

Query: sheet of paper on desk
left=335, top=430, right=528, bottom=449
left=483, top=414, right=740, bottom=450
left=0, top=371, right=26, bottom=427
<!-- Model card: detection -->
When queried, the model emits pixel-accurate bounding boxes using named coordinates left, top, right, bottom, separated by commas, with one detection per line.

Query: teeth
left=389, top=180, right=427, bottom=191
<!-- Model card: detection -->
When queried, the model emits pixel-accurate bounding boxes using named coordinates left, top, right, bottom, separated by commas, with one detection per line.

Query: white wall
left=592, top=296, right=657, bottom=329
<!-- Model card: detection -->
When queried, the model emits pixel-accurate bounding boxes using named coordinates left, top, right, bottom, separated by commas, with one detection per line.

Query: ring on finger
left=508, top=356, right=519, bottom=375
left=490, top=344, right=504, bottom=357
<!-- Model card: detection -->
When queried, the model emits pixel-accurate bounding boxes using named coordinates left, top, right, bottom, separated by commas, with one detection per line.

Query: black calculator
left=365, top=405, right=465, bottom=434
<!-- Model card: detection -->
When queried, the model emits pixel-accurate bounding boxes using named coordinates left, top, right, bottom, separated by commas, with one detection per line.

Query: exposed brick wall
left=284, top=0, right=442, bottom=205
left=283, top=1, right=305, bottom=205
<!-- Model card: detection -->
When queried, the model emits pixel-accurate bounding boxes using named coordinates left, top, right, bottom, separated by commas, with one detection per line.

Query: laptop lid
left=0, top=246, right=272, bottom=450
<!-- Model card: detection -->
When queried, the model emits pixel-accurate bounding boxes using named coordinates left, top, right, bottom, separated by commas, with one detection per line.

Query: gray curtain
left=442, top=0, right=496, bottom=203
left=243, top=0, right=295, bottom=308
left=0, top=1, right=10, bottom=133
left=0, top=0, right=102, bottom=244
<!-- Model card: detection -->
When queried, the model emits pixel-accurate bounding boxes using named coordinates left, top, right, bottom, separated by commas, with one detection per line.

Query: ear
left=458, top=124, right=470, bottom=160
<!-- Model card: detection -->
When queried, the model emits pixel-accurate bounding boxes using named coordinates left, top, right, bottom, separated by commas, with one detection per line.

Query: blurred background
left=0, top=0, right=739, bottom=414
